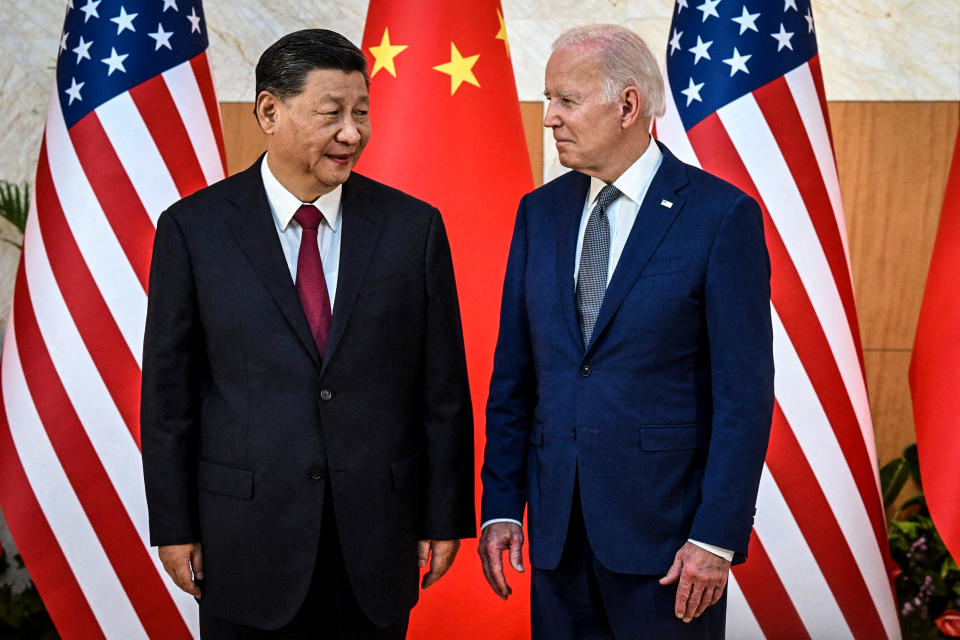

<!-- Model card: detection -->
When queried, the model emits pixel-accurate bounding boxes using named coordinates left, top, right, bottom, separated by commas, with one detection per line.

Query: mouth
left=326, top=153, right=353, bottom=166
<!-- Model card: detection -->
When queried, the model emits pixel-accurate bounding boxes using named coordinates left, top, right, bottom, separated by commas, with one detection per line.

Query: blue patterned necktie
left=576, top=184, right=620, bottom=349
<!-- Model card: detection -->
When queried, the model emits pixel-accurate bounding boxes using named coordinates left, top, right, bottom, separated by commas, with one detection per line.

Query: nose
left=543, top=100, right=560, bottom=128
left=337, top=118, right=362, bottom=145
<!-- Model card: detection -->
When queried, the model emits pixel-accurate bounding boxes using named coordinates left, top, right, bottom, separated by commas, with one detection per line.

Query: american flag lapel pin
left=660, top=199, right=674, bottom=208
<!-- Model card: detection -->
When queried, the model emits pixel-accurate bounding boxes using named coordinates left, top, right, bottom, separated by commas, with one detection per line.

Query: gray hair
left=552, top=24, right=665, bottom=118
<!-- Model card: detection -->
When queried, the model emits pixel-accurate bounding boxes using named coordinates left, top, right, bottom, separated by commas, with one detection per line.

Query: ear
left=255, top=91, right=281, bottom=135
left=619, top=86, right=644, bottom=130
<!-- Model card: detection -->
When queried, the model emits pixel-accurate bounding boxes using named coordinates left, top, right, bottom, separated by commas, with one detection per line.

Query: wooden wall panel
left=520, top=102, right=544, bottom=188
left=218, top=99, right=960, bottom=469
left=221, top=103, right=266, bottom=176
left=831, top=102, right=959, bottom=351
left=831, top=102, right=959, bottom=466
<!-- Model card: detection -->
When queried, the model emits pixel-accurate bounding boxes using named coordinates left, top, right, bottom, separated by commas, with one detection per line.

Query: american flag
left=655, top=1, right=901, bottom=638
left=0, top=0, right=224, bottom=637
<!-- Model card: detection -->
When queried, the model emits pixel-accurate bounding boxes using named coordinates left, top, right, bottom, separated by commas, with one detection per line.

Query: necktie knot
left=594, top=184, right=620, bottom=214
left=294, top=204, right=324, bottom=231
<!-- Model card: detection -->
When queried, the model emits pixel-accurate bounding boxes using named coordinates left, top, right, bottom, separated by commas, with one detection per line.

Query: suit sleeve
left=688, top=193, right=774, bottom=561
left=141, top=211, right=203, bottom=547
left=480, top=195, right=536, bottom=525
left=420, top=209, right=476, bottom=540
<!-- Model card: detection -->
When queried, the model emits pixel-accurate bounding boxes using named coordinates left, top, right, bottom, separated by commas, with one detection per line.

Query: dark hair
left=255, top=29, right=369, bottom=104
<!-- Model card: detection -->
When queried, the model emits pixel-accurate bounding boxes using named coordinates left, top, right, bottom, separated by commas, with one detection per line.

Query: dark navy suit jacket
left=481, top=142, right=774, bottom=574
left=141, top=159, right=475, bottom=629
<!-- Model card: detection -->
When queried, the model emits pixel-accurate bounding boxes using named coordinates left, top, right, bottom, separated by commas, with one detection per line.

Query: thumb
left=509, top=538, right=524, bottom=573
left=191, top=544, right=204, bottom=581
left=417, top=540, right=430, bottom=568
left=659, top=556, right=682, bottom=585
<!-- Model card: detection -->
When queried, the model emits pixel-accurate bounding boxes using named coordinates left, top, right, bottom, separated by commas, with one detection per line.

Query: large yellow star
left=368, top=28, right=407, bottom=78
left=432, top=42, right=480, bottom=95
left=496, top=8, right=510, bottom=57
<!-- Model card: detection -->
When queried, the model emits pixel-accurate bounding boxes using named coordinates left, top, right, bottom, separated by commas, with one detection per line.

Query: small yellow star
left=432, top=42, right=481, bottom=95
left=369, top=28, right=407, bottom=78
left=495, top=8, right=510, bottom=57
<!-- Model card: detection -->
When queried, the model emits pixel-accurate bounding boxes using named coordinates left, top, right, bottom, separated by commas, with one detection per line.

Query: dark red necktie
left=293, top=204, right=332, bottom=355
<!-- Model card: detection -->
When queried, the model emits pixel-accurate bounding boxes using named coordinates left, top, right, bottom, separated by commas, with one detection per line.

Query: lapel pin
left=660, top=199, right=674, bottom=208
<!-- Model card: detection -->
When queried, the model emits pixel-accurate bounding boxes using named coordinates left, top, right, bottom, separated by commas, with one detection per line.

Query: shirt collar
left=587, top=137, right=663, bottom=208
left=260, top=153, right=342, bottom=232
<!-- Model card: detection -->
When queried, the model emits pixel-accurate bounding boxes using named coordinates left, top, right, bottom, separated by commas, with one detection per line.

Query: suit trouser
left=531, top=475, right=726, bottom=640
left=199, top=487, right=409, bottom=640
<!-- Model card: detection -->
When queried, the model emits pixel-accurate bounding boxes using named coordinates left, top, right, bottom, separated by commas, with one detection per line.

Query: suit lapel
left=320, top=173, right=384, bottom=377
left=225, top=156, right=320, bottom=364
left=586, top=144, right=690, bottom=355
left=554, top=171, right=591, bottom=348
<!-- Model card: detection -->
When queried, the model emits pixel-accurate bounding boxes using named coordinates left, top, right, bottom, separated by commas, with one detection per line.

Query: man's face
left=543, top=46, right=623, bottom=178
left=266, top=68, right=370, bottom=195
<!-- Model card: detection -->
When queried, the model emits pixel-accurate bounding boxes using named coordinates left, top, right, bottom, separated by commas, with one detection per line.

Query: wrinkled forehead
left=299, top=68, right=370, bottom=102
left=545, top=45, right=606, bottom=94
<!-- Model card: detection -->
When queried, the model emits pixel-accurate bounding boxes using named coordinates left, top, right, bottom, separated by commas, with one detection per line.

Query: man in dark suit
left=141, top=29, right=475, bottom=639
left=478, top=24, right=774, bottom=639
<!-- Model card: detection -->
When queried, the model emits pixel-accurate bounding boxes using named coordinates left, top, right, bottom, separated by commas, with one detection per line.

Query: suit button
left=319, top=388, right=333, bottom=401
left=571, top=428, right=577, bottom=440
left=310, top=472, right=325, bottom=480
left=579, top=365, right=592, bottom=377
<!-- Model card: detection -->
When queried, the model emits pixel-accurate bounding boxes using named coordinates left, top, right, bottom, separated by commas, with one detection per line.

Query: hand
left=418, top=539, right=460, bottom=589
left=659, top=541, right=730, bottom=623
left=477, top=522, right=524, bottom=600
left=158, top=542, right=204, bottom=599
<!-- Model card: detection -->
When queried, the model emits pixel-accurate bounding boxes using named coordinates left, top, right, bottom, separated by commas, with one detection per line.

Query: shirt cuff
left=481, top=518, right=523, bottom=531
left=688, top=539, right=734, bottom=562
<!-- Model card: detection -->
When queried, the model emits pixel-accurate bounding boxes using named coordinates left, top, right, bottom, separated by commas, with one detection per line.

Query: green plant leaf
left=904, top=443, right=922, bottom=488
left=897, top=493, right=927, bottom=517
left=0, top=180, right=29, bottom=235
left=881, top=457, right=910, bottom=507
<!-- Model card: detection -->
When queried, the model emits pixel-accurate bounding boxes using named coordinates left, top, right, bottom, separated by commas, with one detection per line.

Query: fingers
left=477, top=526, right=514, bottom=600
left=684, top=580, right=706, bottom=621
left=674, top=572, right=693, bottom=621
left=421, top=540, right=460, bottom=589
left=175, top=563, right=202, bottom=599
left=191, top=543, right=204, bottom=582
left=508, top=531, right=525, bottom=573
left=659, top=555, right=682, bottom=585
left=666, top=543, right=731, bottom=623
left=417, top=540, right=430, bottom=568
left=158, top=544, right=202, bottom=599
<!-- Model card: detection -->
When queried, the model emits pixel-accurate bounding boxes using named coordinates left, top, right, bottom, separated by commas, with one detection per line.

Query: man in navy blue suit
left=478, top=24, right=774, bottom=639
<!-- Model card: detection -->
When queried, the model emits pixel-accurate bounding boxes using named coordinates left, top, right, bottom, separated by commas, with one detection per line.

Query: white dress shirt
left=261, top=153, right=342, bottom=309
left=483, top=138, right=734, bottom=563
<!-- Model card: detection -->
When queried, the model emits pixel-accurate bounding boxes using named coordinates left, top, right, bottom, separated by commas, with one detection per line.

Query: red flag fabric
left=358, top=2, right=533, bottom=638
left=656, top=1, right=900, bottom=638
left=910, top=127, right=960, bottom=564
left=0, top=1, right=224, bottom=638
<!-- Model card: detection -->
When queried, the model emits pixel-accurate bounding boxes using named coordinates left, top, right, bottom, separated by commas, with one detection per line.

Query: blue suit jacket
left=481, top=142, right=774, bottom=574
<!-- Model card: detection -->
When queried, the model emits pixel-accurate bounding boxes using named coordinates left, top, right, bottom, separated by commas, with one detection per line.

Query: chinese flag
left=910, top=127, right=960, bottom=564
left=357, top=2, right=534, bottom=638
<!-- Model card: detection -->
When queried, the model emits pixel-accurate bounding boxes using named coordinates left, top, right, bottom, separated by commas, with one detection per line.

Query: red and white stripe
left=657, top=55, right=900, bottom=639
left=0, top=52, right=224, bottom=639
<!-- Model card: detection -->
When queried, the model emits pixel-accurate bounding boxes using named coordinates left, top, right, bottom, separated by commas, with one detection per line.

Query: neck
left=593, top=132, right=652, bottom=184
